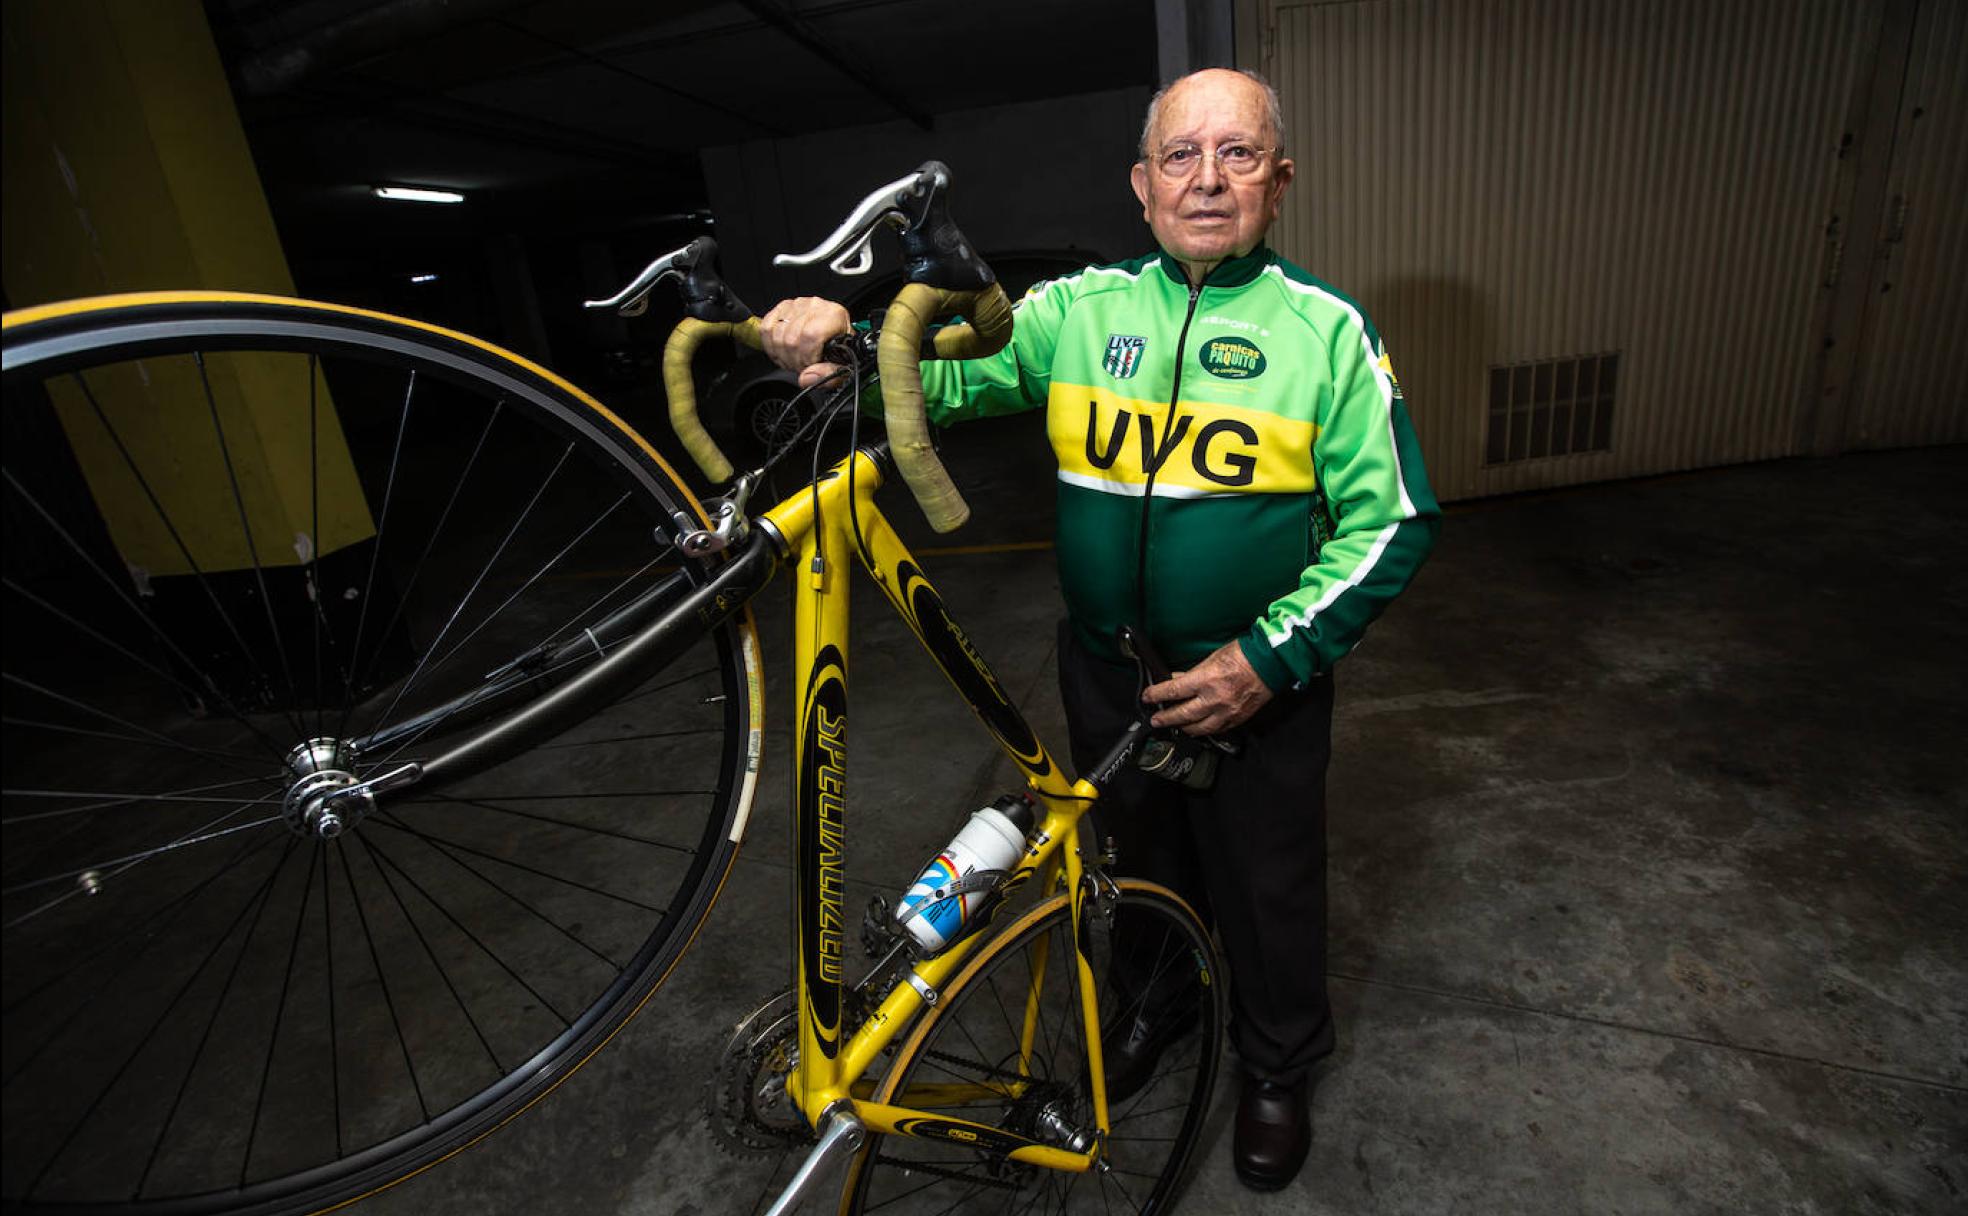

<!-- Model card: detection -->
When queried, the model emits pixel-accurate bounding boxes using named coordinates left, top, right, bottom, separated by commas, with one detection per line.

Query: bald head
left=1139, top=69, right=1285, bottom=160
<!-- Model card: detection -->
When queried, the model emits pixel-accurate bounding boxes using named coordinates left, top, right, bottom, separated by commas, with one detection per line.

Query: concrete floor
left=360, top=426, right=1968, bottom=1216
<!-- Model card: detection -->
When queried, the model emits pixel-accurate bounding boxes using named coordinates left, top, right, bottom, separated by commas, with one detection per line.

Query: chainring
left=705, top=982, right=893, bottom=1156
left=706, top=990, right=810, bottom=1156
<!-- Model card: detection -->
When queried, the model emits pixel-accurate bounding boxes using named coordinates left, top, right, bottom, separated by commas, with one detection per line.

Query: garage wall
left=1258, top=0, right=1964, bottom=502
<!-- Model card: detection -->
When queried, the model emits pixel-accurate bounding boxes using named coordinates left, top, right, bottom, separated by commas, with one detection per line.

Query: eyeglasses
left=1147, top=141, right=1278, bottom=181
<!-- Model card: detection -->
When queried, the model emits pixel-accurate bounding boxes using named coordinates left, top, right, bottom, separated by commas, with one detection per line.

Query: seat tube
left=790, top=485, right=854, bottom=1118
left=1062, top=834, right=1111, bottom=1122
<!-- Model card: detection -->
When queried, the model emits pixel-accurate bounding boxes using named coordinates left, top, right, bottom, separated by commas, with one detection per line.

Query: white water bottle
left=895, top=794, right=1036, bottom=953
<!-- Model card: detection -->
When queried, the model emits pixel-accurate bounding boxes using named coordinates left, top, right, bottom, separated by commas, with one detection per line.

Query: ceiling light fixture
left=373, top=186, right=466, bottom=204
left=409, top=273, right=439, bottom=284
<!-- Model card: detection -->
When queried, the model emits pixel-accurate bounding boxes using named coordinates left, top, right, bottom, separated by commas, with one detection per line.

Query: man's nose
left=1192, top=156, right=1228, bottom=191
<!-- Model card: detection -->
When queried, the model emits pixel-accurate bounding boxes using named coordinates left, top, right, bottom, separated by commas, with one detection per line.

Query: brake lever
left=771, top=166, right=938, bottom=276
left=1116, top=624, right=1173, bottom=687
left=585, top=243, right=694, bottom=317
left=1115, top=625, right=1239, bottom=756
left=585, top=235, right=751, bottom=322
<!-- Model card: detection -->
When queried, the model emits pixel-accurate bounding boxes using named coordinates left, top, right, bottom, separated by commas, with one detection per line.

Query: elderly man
left=762, top=67, right=1438, bottom=1191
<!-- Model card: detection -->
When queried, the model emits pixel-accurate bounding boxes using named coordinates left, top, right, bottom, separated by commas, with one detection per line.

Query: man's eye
left=1220, top=144, right=1258, bottom=163
left=1164, top=146, right=1200, bottom=164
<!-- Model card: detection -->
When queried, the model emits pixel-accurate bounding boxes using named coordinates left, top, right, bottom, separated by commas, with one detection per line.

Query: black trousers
left=1058, top=622, right=1336, bottom=1084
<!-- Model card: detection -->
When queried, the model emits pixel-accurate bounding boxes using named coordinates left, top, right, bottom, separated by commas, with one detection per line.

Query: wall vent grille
left=1485, top=353, right=1619, bottom=465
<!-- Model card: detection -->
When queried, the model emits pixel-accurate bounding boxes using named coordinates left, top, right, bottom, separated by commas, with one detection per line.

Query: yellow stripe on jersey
left=1047, top=382, right=1319, bottom=496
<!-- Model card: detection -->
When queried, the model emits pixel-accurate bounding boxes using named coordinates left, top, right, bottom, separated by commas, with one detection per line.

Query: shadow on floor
left=362, top=442, right=1968, bottom=1216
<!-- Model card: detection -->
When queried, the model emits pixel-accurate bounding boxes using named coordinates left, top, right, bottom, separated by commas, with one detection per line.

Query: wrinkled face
left=1131, top=71, right=1295, bottom=271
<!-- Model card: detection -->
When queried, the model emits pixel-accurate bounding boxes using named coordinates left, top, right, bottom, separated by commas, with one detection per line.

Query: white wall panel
left=1264, top=0, right=1878, bottom=501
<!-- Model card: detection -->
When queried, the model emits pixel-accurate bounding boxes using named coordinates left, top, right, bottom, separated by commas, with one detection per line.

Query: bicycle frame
left=751, top=444, right=1119, bottom=1178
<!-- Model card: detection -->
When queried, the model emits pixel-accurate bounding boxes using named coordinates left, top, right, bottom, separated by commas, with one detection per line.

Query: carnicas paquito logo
left=1200, top=335, right=1267, bottom=379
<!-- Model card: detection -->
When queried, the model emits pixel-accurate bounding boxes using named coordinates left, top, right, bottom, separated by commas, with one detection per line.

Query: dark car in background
left=698, top=249, right=1108, bottom=469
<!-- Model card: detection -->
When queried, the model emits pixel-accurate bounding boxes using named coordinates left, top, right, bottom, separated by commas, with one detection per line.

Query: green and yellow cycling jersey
left=920, top=243, right=1440, bottom=691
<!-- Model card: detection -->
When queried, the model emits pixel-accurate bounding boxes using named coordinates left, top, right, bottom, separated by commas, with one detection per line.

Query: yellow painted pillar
left=2, top=0, right=373, bottom=581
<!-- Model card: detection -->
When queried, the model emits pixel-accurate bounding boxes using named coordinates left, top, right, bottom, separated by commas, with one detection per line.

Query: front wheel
left=1, top=293, right=766, bottom=1214
left=839, top=879, right=1225, bottom=1215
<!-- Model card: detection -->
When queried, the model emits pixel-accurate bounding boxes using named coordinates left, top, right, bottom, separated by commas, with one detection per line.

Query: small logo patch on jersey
left=1103, top=334, right=1146, bottom=380
left=1200, top=336, right=1267, bottom=379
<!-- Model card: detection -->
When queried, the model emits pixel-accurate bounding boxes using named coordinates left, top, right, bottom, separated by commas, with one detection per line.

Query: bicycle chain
left=865, top=1152, right=1025, bottom=1192
left=919, top=1047, right=1062, bottom=1088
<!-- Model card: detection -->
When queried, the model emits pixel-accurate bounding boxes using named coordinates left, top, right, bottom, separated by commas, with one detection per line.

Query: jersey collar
left=1155, top=243, right=1274, bottom=291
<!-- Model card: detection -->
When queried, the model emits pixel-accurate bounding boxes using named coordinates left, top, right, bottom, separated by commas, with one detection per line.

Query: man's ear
left=1268, top=156, right=1296, bottom=219
left=1130, top=160, right=1152, bottom=217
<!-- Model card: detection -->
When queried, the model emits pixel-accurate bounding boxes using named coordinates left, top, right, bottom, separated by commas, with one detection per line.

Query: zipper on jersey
left=1133, top=275, right=1206, bottom=644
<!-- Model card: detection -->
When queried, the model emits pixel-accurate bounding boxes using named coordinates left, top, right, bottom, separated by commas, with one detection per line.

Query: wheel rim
left=848, top=885, right=1221, bottom=1214
left=2, top=298, right=755, bottom=1212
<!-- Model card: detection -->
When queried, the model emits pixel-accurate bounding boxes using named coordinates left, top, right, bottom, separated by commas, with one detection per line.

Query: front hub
left=282, top=737, right=369, bottom=839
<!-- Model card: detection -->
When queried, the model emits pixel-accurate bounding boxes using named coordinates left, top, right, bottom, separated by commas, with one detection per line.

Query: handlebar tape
left=875, top=281, right=1014, bottom=532
left=662, top=316, right=763, bottom=484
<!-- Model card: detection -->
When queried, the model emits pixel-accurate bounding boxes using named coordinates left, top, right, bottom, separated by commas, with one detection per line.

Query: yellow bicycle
left=0, top=162, right=1224, bottom=1215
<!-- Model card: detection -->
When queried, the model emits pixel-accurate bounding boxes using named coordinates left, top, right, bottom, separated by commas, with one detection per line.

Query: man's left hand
left=1142, top=641, right=1273, bottom=736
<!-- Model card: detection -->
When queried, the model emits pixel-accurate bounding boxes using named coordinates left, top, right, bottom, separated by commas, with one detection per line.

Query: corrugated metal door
left=1258, top=0, right=1896, bottom=502
left=1841, top=0, right=1968, bottom=449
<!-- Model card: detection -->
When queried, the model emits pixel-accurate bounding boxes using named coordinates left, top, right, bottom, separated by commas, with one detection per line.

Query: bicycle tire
left=0, top=293, right=766, bottom=1214
left=839, top=879, right=1224, bottom=1215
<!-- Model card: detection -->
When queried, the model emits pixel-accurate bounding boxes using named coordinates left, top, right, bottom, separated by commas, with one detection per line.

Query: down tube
left=850, top=484, right=1075, bottom=804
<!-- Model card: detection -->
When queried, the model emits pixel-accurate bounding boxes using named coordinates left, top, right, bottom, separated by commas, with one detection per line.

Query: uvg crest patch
left=1103, top=334, right=1146, bottom=380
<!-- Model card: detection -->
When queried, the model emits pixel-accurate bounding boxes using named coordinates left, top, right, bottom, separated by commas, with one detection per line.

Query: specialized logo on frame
left=1103, top=334, right=1146, bottom=380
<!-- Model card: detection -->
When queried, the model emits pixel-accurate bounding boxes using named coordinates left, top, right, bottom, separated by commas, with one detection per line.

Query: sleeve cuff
left=1237, top=630, right=1298, bottom=693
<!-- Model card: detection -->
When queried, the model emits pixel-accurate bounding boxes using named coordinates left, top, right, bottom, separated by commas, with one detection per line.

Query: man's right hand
left=758, top=297, right=852, bottom=387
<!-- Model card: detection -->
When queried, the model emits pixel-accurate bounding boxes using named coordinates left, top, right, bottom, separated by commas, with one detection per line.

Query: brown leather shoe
left=1233, top=1074, right=1310, bottom=1191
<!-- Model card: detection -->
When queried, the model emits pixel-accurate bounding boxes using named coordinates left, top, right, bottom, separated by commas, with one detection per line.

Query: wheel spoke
left=414, top=791, right=709, bottom=855
left=1, top=828, right=281, bottom=1072
left=3, top=575, right=263, bottom=727
left=191, top=353, right=308, bottom=738
left=421, top=490, right=631, bottom=680
left=3, top=809, right=283, bottom=917
left=67, top=369, right=309, bottom=744
left=337, top=367, right=419, bottom=741
left=360, top=829, right=506, bottom=1072
left=1, top=772, right=278, bottom=828
left=333, top=835, right=431, bottom=1145
left=144, top=844, right=319, bottom=1197
left=344, top=399, right=504, bottom=735
left=322, top=840, right=345, bottom=1159
left=1, top=715, right=266, bottom=768
left=537, top=551, right=679, bottom=661
left=22, top=837, right=295, bottom=1201
left=308, top=353, right=326, bottom=739
left=368, top=812, right=663, bottom=922
left=1, top=672, right=272, bottom=785
left=373, top=442, right=576, bottom=733
left=3, top=297, right=756, bottom=1211
left=1, top=467, right=288, bottom=762
left=350, top=825, right=572, bottom=1025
